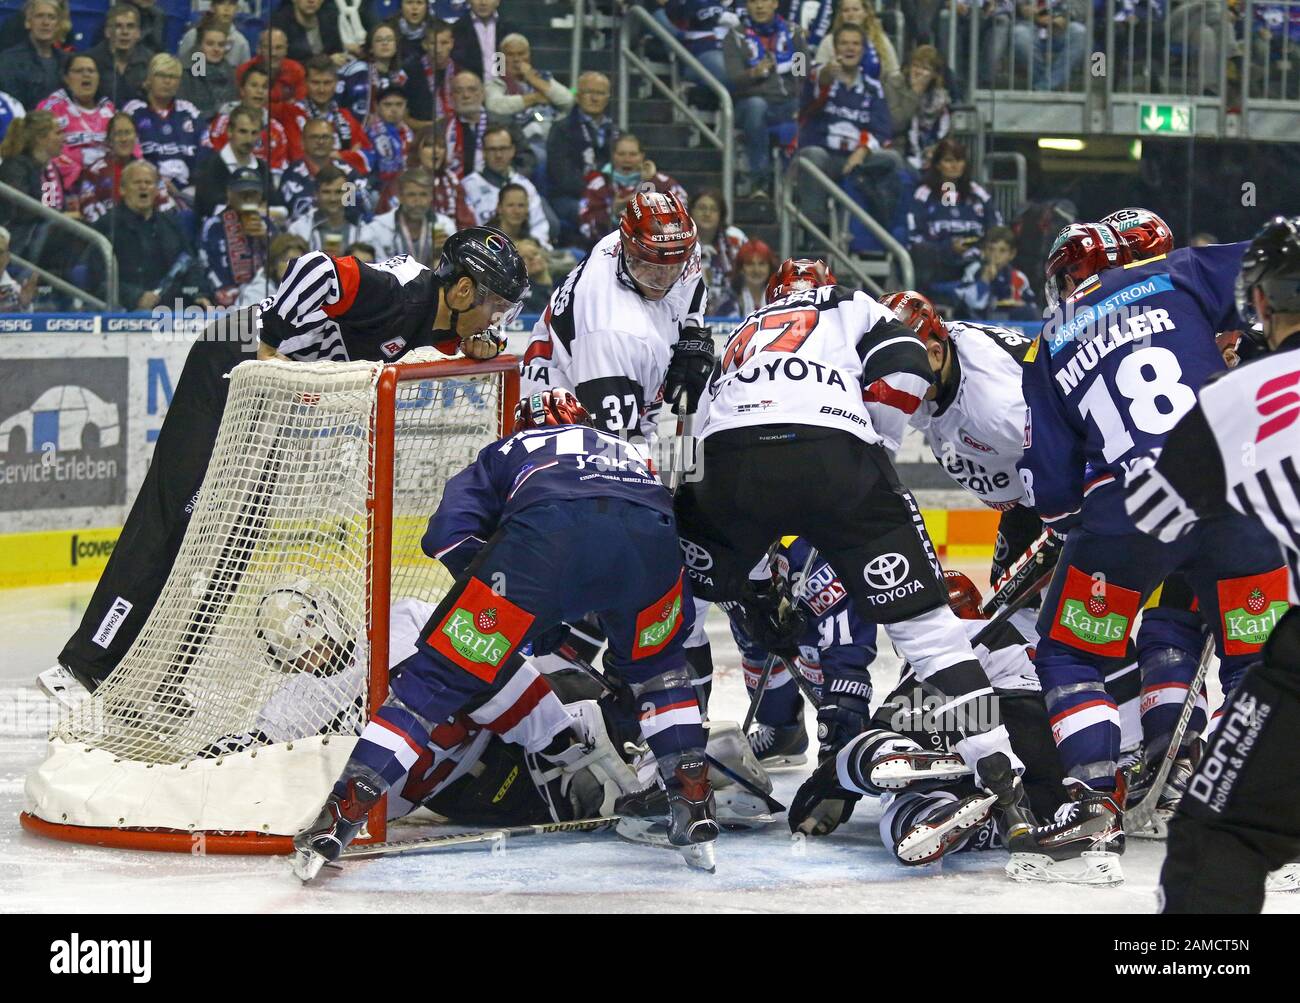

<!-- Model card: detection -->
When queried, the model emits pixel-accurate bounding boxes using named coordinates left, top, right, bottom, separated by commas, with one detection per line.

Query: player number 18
left=1076, top=346, right=1197, bottom=463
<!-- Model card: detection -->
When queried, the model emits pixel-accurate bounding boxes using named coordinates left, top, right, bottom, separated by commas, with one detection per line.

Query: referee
left=1124, top=216, right=1300, bottom=912
left=41, top=227, right=530, bottom=706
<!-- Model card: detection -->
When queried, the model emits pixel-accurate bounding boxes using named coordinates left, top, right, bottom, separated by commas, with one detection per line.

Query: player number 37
left=1077, top=346, right=1197, bottom=463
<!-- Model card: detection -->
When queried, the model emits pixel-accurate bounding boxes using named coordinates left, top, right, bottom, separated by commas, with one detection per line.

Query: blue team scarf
left=741, top=14, right=797, bottom=74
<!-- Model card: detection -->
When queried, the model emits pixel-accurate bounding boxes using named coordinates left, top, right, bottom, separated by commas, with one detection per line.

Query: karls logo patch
left=1049, top=567, right=1139, bottom=657
left=1218, top=567, right=1289, bottom=655
left=1255, top=369, right=1300, bottom=443
left=426, top=577, right=534, bottom=682
left=633, top=573, right=684, bottom=658
left=91, top=597, right=133, bottom=649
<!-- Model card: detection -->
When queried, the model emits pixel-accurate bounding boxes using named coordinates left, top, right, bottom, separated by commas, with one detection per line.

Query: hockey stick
left=968, top=531, right=1064, bottom=650
left=741, top=543, right=821, bottom=732
left=666, top=390, right=693, bottom=494
left=1124, top=630, right=1215, bottom=833
left=341, top=815, right=622, bottom=859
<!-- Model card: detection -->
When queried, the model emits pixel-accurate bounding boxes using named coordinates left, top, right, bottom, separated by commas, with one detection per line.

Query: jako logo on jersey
left=1255, top=369, right=1300, bottom=443
left=679, top=540, right=713, bottom=571
left=734, top=357, right=849, bottom=389
left=1053, top=308, right=1177, bottom=395
left=91, top=597, right=133, bottom=649
left=1046, top=275, right=1174, bottom=356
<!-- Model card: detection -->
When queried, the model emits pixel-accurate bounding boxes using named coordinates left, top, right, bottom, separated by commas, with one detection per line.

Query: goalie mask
left=255, top=582, right=354, bottom=675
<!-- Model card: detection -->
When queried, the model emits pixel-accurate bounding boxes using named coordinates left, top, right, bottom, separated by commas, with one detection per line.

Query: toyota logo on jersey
left=679, top=540, right=713, bottom=571
left=864, top=553, right=910, bottom=590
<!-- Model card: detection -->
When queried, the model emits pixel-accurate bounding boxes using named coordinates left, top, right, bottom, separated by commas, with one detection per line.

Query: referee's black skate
left=292, top=777, right=382, bottom=882
left=1005, top=778, right=1125, bottom=886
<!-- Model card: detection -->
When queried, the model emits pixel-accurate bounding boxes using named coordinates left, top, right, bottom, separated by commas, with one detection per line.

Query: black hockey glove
left=664, top=327, right=715, bottom=415
left=741, top=578, right=807, bottom=660
left=789, top=754, right=860, bottom=836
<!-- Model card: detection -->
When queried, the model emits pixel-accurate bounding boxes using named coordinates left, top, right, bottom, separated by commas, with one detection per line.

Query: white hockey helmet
left=255, top=581, right=354, bottom=674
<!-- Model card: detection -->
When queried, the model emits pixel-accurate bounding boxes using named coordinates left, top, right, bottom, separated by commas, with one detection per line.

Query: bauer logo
left=49, top=934, right=151, bottom=983
left=92, top=597, right=133, bottom=648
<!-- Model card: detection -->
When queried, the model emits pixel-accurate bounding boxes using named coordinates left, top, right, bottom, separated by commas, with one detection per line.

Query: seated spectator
left=272, top=0, right=351, bottom=66
left=439, top=70, right=491, bottom=178
left=38, top=54, right=115, bottom=192
left=883, top=44, right=951, bottom=174
left=178, top=0, right=252, bottom=69
left=724, top=0, right=806, bottom=197
left=813, top=0, right=900, bottom=83
left=401, top=18, right=456, bottom=126
left=729, top=238, right=777, bottom=317
left=194, top=105, right=271, bottom=219
left=241, top=28, right=307, bottom=105
left=280, top=116, right=372, bottom=217
left=796, top=22, right=904, bottom=229
left=0, top=225, right=38, bottom=311
left=691, top=187, right=747, bottom=317
left=486, top=33, right=573, bottom=173
left=652, top=0, right=738, bottom=91
left=0, top=90, right=24, bottom=143
left=74, top=111, right=173, bottom=222
left=408, top=125, right=472, bottom=224
left=233, top=230, right=310, bottom=309
left=1166, top=0, right=1224, bottom=97
left=92, top=158, right=212, bottom=309
left=179, top=22, right=238, bottom=118
left=97, top=0, right=164, bottom=55
left=344, top=238, right=376, bottom=262
left=451, top=0, right=518, bottom=80
left=124, top=54, right=203, bottom=201
left=545, top=71, right=613, bottom=245
left=200, top=167, right=277, bottom=305
left=287, top=163, right=368, bottom=252
left=905, top=137, right=1000, bottom=295
left=1010, top=1, right=1088, bottom=92
left=577, top=132, right=688, bottom=246
left=340, top=21, right=409, bottom=122
left=461, top=126, right=550, bottom=243
left=87, top=3, right=151, bottom=107
left=513, top=235, right=552, bottom=314
left=0, top=0, right=66, bottom=112
left=367, top=86, right=413, bottom=194
left=393, top=0, right=434, bottom=65
left=358, top=167, right=454, bottom=265
left=0, top=111, right=67, bottom=260
left=277, top=54, right=373, bottom=173
left=1248, top=3, right=1300, bottom=98
left=930, top=225, right=1037, bottom=320
left=938, top=1, right=1014, bottom=91
left=487, top=181, right=543, bottom=248
left=206, top=65, right=290, bottom=177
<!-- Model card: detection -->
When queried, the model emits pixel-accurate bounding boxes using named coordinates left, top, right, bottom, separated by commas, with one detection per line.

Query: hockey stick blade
left=981, top=529, right=1063, bottom=618
left=341, top=815, right=622, bottom=860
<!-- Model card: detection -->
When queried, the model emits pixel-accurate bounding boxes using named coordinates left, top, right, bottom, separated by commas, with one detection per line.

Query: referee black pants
left=59, top=313, right=254, bottom=689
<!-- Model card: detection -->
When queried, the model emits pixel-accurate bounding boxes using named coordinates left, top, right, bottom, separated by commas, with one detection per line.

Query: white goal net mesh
left=54, top=355, right=505, bottom=769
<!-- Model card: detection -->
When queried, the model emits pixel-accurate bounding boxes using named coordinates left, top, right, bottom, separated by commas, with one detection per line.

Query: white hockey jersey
left=519, top=229, right=707, bottom=442
left=698, top=286, right=932, bottom=448
left=908, top=321, right=1034, bottom=509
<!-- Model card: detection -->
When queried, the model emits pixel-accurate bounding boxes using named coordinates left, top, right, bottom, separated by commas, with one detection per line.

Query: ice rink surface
left=3, top=570, right=1298, bottom=915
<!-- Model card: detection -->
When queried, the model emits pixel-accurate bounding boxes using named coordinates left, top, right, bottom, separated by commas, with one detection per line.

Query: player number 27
left=1076, top=346, right=1197, bottom=463
left=721, top=308, right=818, bottom=371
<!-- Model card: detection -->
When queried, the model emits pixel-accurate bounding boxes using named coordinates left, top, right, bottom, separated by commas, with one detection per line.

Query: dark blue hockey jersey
left=423, top=424, right=675, bottom=576
left=1017, top=242, right=1247, bottom=531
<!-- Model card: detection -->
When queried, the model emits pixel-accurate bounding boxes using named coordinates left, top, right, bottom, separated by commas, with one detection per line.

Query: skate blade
left=1267, top=863, right=1300, bottom=893
left=1006, top=850, right=1124, bottom=886
left=1125, top=814, right=1169, bottom=840
left=36, top=666, right=90, bottom=710
left=716, top=789, right=776, bottom=829
left=896, top=795, right=997, bottom=866
left=680, top=840, right=716, bottom=873
left=757, top=752, right=808, bottom=769
left=291, top=847, right=327, bottom=883
left=871, top=754, right=971, bottom=790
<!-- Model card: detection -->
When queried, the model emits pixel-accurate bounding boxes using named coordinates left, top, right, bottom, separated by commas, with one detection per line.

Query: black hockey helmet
left=1237, top=215, right=1300, bottom=346
left=434, top=225, right=530, bottom=328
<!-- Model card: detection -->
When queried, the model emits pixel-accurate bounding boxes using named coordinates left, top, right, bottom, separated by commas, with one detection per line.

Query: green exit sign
left=1138, top=102, right=1195, bottom=135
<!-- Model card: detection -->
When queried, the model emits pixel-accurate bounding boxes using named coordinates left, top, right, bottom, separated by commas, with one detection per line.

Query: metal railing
left=982, top=151, right=1028, bottom=225
left=778, top=155, right=914, bottom=296
left=617, top=4, right=734, bottom=211
left=570, top=0, right=586, bottom=89
left=0, top=183, right=118, bottom=310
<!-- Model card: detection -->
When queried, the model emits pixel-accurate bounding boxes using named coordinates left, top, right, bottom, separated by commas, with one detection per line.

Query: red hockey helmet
left=512, top=388, right=592, bottom=434
left=619, top=189, right=697, bottom=298
left=1100, top=207, right=1174, bottom=261
left=765, top=257, right=837, bottom=303
left=1044, top=222, right=1131, bottom=311
left=943, top=570, right=984, bottom=621
left=880, top=289, right=947, bottom=343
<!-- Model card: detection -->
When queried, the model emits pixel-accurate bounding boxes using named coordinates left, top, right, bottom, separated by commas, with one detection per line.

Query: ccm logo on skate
left=1255, top=369, right=1300, bottom=443
left=91, top=597, right=133, bottom=648
left=50, top=934, right=151, bottom=983
left=862, top=553, right=924, bottom=605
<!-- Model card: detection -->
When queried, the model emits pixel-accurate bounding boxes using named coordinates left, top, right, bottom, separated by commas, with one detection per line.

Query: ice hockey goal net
left=22, top=352, right=519, bottom=853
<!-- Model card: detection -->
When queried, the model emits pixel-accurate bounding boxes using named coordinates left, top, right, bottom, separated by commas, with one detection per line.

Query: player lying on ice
left=293, top=388, right=723, bottom=879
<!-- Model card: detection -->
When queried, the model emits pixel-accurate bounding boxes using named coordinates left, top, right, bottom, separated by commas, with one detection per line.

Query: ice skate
left=1005, top=780, right=1125, bottom=886
left=747, top=715, right=809, bottom=768
left=615, top=758, right=718, bottom=872
left=895, top=792, right=999, bottom=865
left=37, top=663, right=90, bottom=711
left=870, top=749, right=971, bottom=790
left=292, top=777, right=382, bottom=882
left=1267, top=863, right=1300, bottom=893
left=1125, top=752, right=1197, bottom=840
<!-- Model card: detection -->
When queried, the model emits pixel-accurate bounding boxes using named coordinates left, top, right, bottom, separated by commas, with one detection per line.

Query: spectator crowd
left=0, top=0, right=1274, bottom=318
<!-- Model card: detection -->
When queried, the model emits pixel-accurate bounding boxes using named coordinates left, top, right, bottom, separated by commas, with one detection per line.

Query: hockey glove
left=664, top=327, right=715, bottom=414
left=741, top=578, right=807, bottom=660
left=789, top=754, right=860, bottom=836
